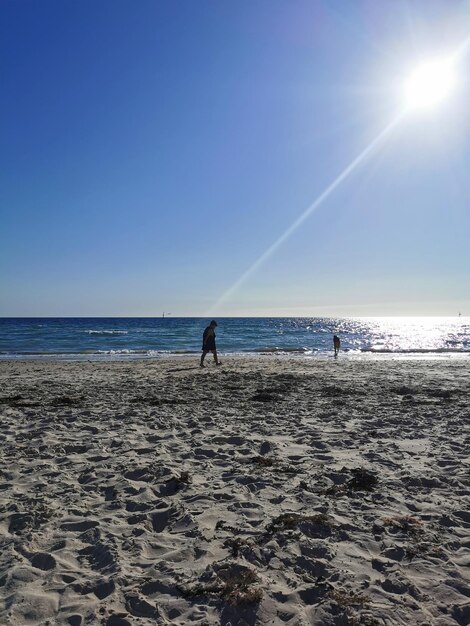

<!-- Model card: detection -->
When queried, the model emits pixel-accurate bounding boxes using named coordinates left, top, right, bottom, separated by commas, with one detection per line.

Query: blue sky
left=1, top=0, right=469, bottom=316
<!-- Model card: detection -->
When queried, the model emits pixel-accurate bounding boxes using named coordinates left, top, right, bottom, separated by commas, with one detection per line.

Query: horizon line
left=0, top=314, right=466, bottom=319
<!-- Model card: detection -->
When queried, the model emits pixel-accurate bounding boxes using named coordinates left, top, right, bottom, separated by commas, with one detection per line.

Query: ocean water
left=0, top=317, right=468, bottom=360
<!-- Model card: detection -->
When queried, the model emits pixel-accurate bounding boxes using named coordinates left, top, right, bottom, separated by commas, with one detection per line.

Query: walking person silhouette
left=333, top=334, right=341, bottom=357
left=200, top=320, right=222, bottom=367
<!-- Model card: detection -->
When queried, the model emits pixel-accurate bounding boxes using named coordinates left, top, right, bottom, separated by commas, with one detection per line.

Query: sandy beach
left=0, top=356, right=469, bottom=625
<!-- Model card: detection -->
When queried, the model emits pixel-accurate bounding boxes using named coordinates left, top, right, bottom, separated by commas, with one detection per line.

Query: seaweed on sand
left=180, top=563, right=262, bottom=605
left=251, top=455, right=276, bottom=467
left=223, top=536, right=253, bottom=558
left=265, top=512, right=331, bottom=535
left=328, top=588, right=370, bottom=608
left=382, top=514, right=424, bottom=535
left=321, top=467, right=378, bottom=496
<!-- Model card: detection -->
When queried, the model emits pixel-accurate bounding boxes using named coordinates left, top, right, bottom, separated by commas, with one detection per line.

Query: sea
left=0, top=317, right=468, bottom=360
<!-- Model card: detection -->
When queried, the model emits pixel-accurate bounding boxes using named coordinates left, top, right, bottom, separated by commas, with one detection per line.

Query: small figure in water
left=333, top=334, right=341, bottom=357
left=200, top=320, right=222, bottom=367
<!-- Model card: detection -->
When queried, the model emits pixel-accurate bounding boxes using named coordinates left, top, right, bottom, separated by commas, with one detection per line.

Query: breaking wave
left=84, top=330, right=128, bottom=335
left=251, top=346, right=314, bottom=354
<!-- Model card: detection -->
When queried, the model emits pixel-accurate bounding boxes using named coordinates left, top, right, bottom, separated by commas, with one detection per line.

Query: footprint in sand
left=29, top=552, right=56, bottom=571
left=8, top=512, right=34, bottom=534
left=125, top=594, right=160, bottom=619
left=74, top=578, right=115, bottom=599
left=78, top=541, right=119, bottom=575
left=150, top=508, right=173, bottom=533
left=61, top=520, right=99, bottom=532
left=106, top=615, right=132, bottom=626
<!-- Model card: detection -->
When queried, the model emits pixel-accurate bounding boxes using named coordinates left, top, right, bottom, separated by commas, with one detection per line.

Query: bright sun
left=403, top=58, right=457, bottom=111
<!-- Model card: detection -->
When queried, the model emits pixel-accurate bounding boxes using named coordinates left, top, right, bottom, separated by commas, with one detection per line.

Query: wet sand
left=0, top=356, right=469, bottom=625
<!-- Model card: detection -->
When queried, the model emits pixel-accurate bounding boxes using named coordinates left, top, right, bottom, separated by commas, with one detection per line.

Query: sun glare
left=403, top=58, right=457, bottom=111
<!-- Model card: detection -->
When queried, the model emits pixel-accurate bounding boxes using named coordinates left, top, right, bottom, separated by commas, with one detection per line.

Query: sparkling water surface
left=0, top=317, right=468, bottom=359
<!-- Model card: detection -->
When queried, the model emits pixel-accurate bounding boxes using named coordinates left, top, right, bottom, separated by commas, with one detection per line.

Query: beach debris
left=251, top=455, right=276, bottom=467
left=248, top=454, right=301, bottom=476
left=404, top=540, right=445, bottom=560
left=265, top=512, right=332, bottom=537
left=328, top=587, right=370, bottom=608
left=223, top=536, right=253, bottom=558
left=318, top=467, right=378, bottom=496
left=379, top=515, right=443, bottom=561
left=215, top=520, right=244, bottom=536
left=382, top=514, right=424, bottom=535
left=180, top=562, right=262, bottom=605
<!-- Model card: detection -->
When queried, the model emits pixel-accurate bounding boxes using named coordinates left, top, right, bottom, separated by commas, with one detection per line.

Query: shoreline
left=1, top=350, right=469, bottom=362
left=1, top=356, right=469, bottom=625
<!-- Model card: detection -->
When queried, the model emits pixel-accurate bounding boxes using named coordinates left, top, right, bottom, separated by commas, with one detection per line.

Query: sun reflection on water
left=353, top=316, right=468, bottom=353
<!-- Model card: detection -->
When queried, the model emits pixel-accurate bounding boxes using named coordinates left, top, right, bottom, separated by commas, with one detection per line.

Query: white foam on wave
left=84, top=330, right=128, bottom=335
left=251, top=346, right=313, bottom=354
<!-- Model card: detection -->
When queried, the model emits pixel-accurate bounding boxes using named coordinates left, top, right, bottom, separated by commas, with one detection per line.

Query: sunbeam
left=208, top=113, right=404, bottom=314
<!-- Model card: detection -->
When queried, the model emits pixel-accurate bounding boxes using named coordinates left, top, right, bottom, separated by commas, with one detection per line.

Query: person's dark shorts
left=202, top=340, right=216, bottom=352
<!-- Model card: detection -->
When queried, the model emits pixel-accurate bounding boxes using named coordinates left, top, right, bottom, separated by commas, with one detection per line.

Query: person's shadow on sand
left=166, top=366, right=202, bottom=372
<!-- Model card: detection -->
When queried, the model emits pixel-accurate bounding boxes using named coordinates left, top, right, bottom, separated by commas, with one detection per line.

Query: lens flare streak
left=209, top=114, right=403, bottom=313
